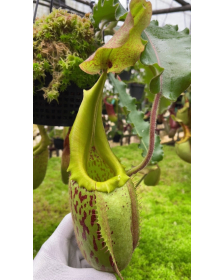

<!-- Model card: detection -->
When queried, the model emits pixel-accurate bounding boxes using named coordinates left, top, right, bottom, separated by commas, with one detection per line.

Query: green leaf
left=146, top=64, right=164, bottom=94
left=158, top=97, right=172, bottom=114
left=140, top=20, right=191, bottom=101
left=80, top=0, right=152, bottom=75
left=93, top=0, right=127, bottom=29
left=109, top=73, right=163, bottom=164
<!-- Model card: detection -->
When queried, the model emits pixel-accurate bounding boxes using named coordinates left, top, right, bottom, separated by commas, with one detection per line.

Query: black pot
left=33, top=74, right=84, bottom=126
left=129, top=83, right=145, bottom=100
left=53, top=138, right=64, bottom=150
left=113, top=133, right=121, bottom=143
left=119, top=70, right=131, bottom=81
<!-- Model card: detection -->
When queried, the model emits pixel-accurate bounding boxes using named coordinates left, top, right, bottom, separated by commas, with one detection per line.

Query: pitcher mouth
left=176, top=123, right=191, bottom=144
left=68, top=72, right=129, bottom=193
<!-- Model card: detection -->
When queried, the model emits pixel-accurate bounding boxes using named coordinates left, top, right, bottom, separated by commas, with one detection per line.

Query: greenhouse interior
left=33, top=1, right=191, bottom=279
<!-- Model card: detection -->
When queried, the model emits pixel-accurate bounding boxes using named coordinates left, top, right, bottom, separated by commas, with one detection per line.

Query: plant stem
left=96, top=20, right=109, bottom=40
left=127, top=93, right=161, bottom=176
left=134, top=174, right=147, bottom=189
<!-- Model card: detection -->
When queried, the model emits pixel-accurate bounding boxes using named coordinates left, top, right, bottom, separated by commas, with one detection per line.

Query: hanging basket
left=129, top=83, right=145, bottom=100
left=33, top=77, right=84, bottom=127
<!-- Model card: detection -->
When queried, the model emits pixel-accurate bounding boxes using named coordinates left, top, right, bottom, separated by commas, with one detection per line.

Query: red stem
left=127, top=93, right=161, bottom=176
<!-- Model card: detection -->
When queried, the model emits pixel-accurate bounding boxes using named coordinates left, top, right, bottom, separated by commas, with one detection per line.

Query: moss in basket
left=33, top=9, right=101, bottom=102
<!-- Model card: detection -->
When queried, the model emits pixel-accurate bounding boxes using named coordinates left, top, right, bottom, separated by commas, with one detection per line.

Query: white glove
left=34, top=213, right=116, bottom=280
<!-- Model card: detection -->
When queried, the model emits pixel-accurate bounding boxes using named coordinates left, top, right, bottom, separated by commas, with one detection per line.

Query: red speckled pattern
left=87, top=146, right=114, bottom=182
left=69, top=181, right=115, bottom=272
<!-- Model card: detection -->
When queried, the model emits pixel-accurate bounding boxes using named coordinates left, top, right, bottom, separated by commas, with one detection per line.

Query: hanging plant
left=68, top=1, right=153, bottom=278
left=33, top=125, right=51, bottom=189
left=103, top=96, right=117, bottom=122
left=33, top=9, right=101, bottom=102
left=176, top=100, right=191, bottom=126
left=33, top=9, right=103, bottom=126
left=168, top=114, right=180, bottom=138
left=172, top=96, right=191, bottom=163
left=143, top=164, right=161, bottom=186
left=61, top=127, right=71, bottom=184
left=174, top=122, right=191, bottom=163
left=67, top=3, right=191, bottom=274
left=161, top=103, right=180, bottom=139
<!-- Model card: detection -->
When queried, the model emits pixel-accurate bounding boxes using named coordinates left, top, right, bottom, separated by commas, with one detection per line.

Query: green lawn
left=33, top=144, right=191, bottom=280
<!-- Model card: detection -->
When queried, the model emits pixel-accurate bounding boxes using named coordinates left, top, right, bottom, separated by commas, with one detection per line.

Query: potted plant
left=33, top=9, right=101, bottom=126
left=125, top=61, right=149, bottom=101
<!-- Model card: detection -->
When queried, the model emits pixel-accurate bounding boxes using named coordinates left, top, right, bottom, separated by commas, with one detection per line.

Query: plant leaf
left=80, top=0, right=152, bottom=75
left=158, top=97, right=172, bottom=114
left=93, top=0, right=127, bottom=29
left=109, top=73, right=163, bottom=164
left=140, top=20, right=191, bottom=101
